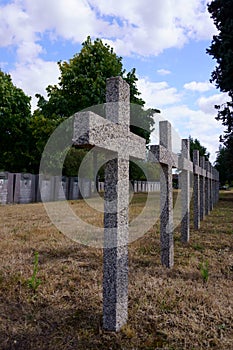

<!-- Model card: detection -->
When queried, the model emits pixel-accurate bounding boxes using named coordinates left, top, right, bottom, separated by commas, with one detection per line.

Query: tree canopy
left=207, top=0, right=233, bottom=185
left=215, top=143, right=233, bottom=185
left=35, top=37, right=156, bottom=139
left=207, top=0, right=233, bottom=141
left=33, top=36, right=158, bottom=176
left=189, top=136, right=210, bottom=161
left=0, top=70, right=32, bottom=172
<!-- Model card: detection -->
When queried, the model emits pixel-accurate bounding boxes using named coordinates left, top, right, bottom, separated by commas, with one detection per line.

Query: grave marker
left=14, top=173, right=36, bottom=204
left=73, top=76, right=146, bottom=331
left=179, top=139, right=192, bottom=242
left=205, top=161, right=211, bottom=215
left=150, top=121, right=178, bottom=268
left=193, top=150, right=201, bottom=230
left=199, top=156, right=206, bottom=221
left=0, top=172, right=9, bottom=205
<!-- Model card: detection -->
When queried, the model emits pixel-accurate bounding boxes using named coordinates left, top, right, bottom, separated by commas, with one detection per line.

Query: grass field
left=0, top=191, right=232, bottom=349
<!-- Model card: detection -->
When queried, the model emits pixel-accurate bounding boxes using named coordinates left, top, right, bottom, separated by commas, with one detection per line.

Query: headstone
left=68, top=177, right=80, bottom=200
left=0, top=172, right=9, bottom=205
left=137, top=181, right=142, bottom=192
left=38, top=175, right=55, bottom=202
left=179, top=139, right=192, bottom=242
left=98, top=181, right=104, bottom=192
left=79, top=178, right=92, bottom=198
left=150, top=121, right=178, bottom=268
left=14, top=173, right=36, bottom=204
left=73, top=76, right=146, bottom=331
left=54, top=176, right=68, bottom=201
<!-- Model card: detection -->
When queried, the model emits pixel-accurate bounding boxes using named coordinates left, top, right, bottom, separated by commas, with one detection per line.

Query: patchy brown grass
left=0, top=191, right=232, bottom=350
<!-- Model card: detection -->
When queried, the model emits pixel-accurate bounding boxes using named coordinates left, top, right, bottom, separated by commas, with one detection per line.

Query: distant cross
left=199, top=156, right=206, bottom=221
left=193, top=150, right=204, bottom=230
left=150, top=121, right=178, bottom=268
left=209, top=164, right=214, bottom=211
left=73, top=76, right=146, bottom=331
left=205, top=161, right=211, bottom=215
left=179, top=139, right=192, bottom=242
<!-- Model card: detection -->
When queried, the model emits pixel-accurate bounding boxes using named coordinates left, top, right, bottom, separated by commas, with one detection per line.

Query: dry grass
left=0, top=191, right=232, bottom=349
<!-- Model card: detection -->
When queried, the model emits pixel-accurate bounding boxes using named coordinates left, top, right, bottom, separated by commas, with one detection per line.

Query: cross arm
left=193, top=164, right=206, bottom=177
left=178, top=156, right=193, bottom=172
left=149, top=145, right=178, bottom=167
left=72, top=111, right=146, bottom=160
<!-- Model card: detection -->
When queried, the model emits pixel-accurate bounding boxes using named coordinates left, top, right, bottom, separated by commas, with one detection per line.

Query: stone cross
left=73, top=76, right=146, bottom=332
left=199, top=156, right=206, bottom=221
left=210, top=164, right=214, bottom=211
left=205, top=161, right=211, bottom=215
left=179, top=139, right=192, bottom=242
left=193, top=150, right=205, bottom=230
left=150, top=121, right=178, bottom=268
left=213, top=168, right=219, bottom=205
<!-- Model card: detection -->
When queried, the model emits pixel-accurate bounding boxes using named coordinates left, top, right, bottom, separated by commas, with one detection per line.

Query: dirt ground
left=0, top=191, right=232, bottom=349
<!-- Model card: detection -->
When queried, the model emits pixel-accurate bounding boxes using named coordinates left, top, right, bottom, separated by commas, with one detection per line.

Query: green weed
left=27, top=251, right=41, bottom=292
left=199, top=260, right=209, bottom=283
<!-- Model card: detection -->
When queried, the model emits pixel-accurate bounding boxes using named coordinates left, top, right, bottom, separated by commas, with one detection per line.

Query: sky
left=0, top=0, right=229, bottom=163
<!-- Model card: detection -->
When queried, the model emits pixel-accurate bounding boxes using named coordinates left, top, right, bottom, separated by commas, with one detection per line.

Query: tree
left=189, top=136, right=210, bottom=161
left=0, top=69, right=32, bottom=172
left=207, top=0, right=233, bottom=141
left=34, top=36, right=158, bottom=176
left=215, top=142, right=233, bottom=185
left=207, top=0, right=233, bottom=184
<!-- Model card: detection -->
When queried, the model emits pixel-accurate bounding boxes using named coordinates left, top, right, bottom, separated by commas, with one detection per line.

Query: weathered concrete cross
left=150, top=121, right=178, bottom=268
left=205, top=161, right=211, bottom=215
left=199, top=156, right=206, bottom=221
left=193, top=150, right=206, bottom=230
left=73, top=76, right=146, bottom=331
left=212, top=167, right=219, bottom=205
left=179, top=139, right=193, bottom=242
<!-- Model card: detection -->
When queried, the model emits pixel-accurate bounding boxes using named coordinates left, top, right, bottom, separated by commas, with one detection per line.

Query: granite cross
left=73, top=76, right=146, bottom=332
left=179, top=139, right=193, bottom=242
left=212, top=168, right=219, bottom=205
left=199, top=156, right=206, bottom=221
left=209, top=164, right=214, bottom=211
left=193, top=150, right=206, bottom=230
left=205, top=161, right=211, bottom=216
left=150, top=121, right=178, bottom=268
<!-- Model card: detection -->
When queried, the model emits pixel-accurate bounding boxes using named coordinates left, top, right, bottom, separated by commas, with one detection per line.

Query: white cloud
left=157, top=69, right=171, bottom=76
left=137, top=78, right=181, bottom=108
left=160, top=104, right=224, bottom=163
left=137, top=76, right=225, bottom=162
left=11, top=59, right=60, bottom=110
left=0, top=3, right=34, bottom=47
left=0, top=0, right=221, bottom=162
left=197, top=93, right=230, bottom=114
left=89, top=0, right=216, bottom=56
left=0, top=0, right=217, bottom=58
left=184, top=81, right=214, bottom=92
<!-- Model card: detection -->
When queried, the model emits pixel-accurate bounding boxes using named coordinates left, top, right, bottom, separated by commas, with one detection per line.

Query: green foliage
left=35, top=36, right=148, bottom=119
left=215, top=141, right=233, bottom=185
left=63, top=148, right=89, bottom=177
left=207, top=0, right=233, bottom=140
left=27, top=251, right=41, bottom=292
left=0, top=69, right=32, bottom=172
left=189, top=136, right=210, bottom=161
left=33, top=36, right=158, bottom=176
left=199, top=260, right=209, bottom=283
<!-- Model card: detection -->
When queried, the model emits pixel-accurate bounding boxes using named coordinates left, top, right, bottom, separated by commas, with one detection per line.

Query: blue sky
left=0, top=0, right=229, bottom=162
